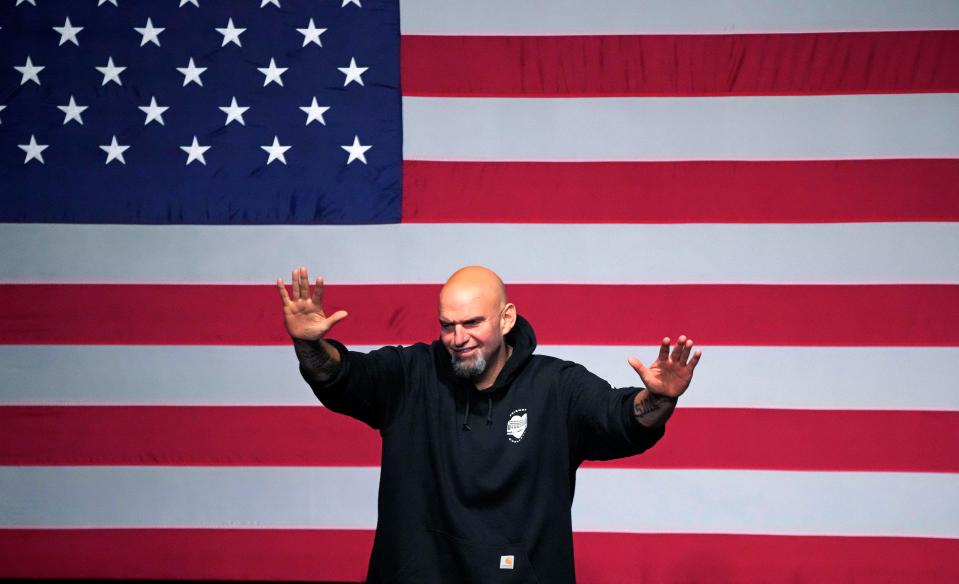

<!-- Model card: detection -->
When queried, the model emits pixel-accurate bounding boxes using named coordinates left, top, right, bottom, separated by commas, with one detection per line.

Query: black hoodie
left=300, top=315, right=665, bottom=583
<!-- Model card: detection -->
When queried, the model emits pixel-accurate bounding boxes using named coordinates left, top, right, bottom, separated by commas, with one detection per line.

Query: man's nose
left=453, top=326, right=468, bottom=346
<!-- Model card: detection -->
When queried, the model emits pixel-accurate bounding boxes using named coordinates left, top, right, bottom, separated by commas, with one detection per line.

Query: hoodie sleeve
left=298, top=339, right=406, bottom=431
left=564, top=363, right=666, bottom=463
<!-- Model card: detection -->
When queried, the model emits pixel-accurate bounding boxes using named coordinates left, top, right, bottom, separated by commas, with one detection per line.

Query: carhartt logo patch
left=500, top=555, right=515, bottom=570
left=506, top=409, right=527, bottom=443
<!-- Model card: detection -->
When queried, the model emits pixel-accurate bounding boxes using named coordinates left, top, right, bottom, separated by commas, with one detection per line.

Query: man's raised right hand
left=276, top=267, right=348, bottom=341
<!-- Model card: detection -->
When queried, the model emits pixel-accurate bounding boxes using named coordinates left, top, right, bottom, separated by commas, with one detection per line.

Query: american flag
left=2, top=0, right=959, bottom=582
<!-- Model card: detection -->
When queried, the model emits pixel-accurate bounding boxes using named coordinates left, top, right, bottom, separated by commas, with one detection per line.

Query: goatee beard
left=451, top=353, right=487, bottom=379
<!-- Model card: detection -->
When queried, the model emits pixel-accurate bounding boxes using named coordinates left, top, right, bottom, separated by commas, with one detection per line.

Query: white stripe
left=2, top=467, right=956, bottom=538
left=3, top=223, right=957, bottom=285
left=571, top=468, right=959, bottom=537
left=403, top=94, right=959, bottom=161
left=3, top=345, right=958, bottom=411
left=400, top=0, right=959, bottom=35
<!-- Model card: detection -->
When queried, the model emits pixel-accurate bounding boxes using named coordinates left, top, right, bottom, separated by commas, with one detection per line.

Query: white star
left=53, top=16, right=83, bottom=46
left=338, top=57, right=368, bottom=86
left=98, top=0, right=118, bottom=5
left=14, top=56, right=44, bottom=86
left=96, top=56, right=125, bottom=86
left=341, top=135, right=371, bottom=165
left=219, top=97, right=249, bottom=126
left=18, top=135, right=47, bottom=164
left=216, top=18, right=245, bottom=47
left=180, top=136, right=210, bottom=166
left=342, top=0, right=362, bottom=7
left=99, top=135, right=129, bottom=165
left=261, top=136, right=291, bottom=165
left=17, top=0, right=37, bottom=6
left=179, top=0, right=199, bottom=6
left=297, top=18, right=326, bottom=47
left=134, top=18, right=164, bottom=47
left=258, top=58, right=287, bottom=87
left=177, top=57, right=206, bottom=87
left=261, top=0, right=280, bottom=7
left=0, top=105, right=6, bottom=124
left=300, top=97, right=330, bottom=126
left=57, top=95, right=88, bottom=125
left=139, top=96, right=169, bottom=126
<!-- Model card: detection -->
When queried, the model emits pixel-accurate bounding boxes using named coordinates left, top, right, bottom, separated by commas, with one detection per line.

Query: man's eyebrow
left=439, top=316, right=486, bottom=325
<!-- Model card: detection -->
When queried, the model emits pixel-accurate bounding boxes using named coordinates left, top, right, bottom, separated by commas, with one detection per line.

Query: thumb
left=324, top=309, right=349, bottom=330
left=627, top=356, right=647, bottom=377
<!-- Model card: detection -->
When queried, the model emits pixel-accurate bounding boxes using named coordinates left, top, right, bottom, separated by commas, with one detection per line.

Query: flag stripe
left=2, top=406, right=956, bottom=472
left=402, top=32, right=959, bottom=97
left=402, top=94, right=959, bottom=161
left=0, top=529, right=375, bottom=582
left=402, top=160, right=959, bottom=223
left=2, top=284, right=957, bottom=346
left=4, top=223, right=958, bottom=285
left=400, top=0, right=959, bottom=35
left=3, top=529, right=957, bottom=583
left=3, top=466, right=956, bottom=537
left=4, top=345, right=958, bottom=411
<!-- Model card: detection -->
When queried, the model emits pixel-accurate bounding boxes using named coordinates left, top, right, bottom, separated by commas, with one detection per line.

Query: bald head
left=438, top=266, right=517, bottom=386
left=440, top=265, right=508, bottom=309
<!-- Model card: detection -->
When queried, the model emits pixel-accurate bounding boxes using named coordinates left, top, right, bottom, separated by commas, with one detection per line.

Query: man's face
left=438, top=290, right=505, bottom=379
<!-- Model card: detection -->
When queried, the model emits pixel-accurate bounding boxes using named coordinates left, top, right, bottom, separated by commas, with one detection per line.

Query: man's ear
left=500, top=303, right=517, bottom=335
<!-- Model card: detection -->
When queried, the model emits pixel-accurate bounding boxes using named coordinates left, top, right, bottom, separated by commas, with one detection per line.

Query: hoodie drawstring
left=462, top=392, right=494, bottom=431
left=462, top=390, right=472, bottom=431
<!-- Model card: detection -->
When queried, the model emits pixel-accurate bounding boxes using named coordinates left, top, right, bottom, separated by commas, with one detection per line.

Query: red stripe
left=573, top=532, right=959, bottom=584
left=2, top=529, right=957, bottom=583
left=3, top=406, right=957, bottom=472
left=590, top=407, right=959, bottom=472
left=0, top=406, right=381, bottom=467
left=402, top=160, right=959, bottom=223
left=401, top=31, right=959, bottom=97
left=1, top=283, right=957, bottom=346
left=0, top=529, right=373, bottom=581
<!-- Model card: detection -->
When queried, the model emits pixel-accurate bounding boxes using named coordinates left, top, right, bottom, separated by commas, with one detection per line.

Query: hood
left=433, top=314, right=537, bottom=393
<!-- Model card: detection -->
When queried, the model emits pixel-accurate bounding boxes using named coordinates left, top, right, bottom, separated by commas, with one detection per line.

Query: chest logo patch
left=506, top=409, right=528, bottom=443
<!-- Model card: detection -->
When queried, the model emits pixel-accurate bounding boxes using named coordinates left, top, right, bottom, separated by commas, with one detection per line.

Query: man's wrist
left=293, top=337, right=341, bottom=382
left=633, top=388, right=677, bottom=427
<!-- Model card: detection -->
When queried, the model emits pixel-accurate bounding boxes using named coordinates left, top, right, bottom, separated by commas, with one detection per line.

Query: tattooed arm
left=293, top=337, right=342, bottom=384
left=277, top=266, right=349, bottom=380
left=632, top=388, right=678, bottom=428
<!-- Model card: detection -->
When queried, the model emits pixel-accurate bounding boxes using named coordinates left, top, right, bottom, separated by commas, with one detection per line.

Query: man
left=277, top=265, right=701, bottom=583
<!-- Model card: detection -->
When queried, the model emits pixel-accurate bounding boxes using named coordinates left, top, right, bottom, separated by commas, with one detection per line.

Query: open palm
left=628, top=335, right=701, bottom=398
left=276, top=267, right=348, bottom=341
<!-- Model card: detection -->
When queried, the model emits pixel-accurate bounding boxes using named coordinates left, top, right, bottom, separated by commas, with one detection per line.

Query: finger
left=276, top=278, right=292, bottom=303
left=688, top=350, right=703, bottom=371
left=313, top=276, right=325, bottom=306
left=627, top=356, right=647, bottom=377
left=291, top=268, right=300, bottom=300
left=657, top=337, right=670, bottom=362
left=323, top=309, right=349, bottom=332
left=299, top=266, right=310, bottom=300
left=679, top=338, right=693, bottom=364
left=670, top=335, right=687, bottom=362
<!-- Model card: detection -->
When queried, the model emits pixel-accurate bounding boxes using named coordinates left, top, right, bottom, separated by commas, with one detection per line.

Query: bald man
left=278, top=266, right=700, bottom=584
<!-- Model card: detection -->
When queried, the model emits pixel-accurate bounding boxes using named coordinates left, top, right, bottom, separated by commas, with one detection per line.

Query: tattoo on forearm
left=293, top=338, right=341, bottom=381
left=633, top=390, right=677, bottom=427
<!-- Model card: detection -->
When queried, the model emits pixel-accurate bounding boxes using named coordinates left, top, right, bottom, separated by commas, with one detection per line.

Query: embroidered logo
left=506, top=409, right=527, bottom=443
left=500, top=555, right=515, bottom=570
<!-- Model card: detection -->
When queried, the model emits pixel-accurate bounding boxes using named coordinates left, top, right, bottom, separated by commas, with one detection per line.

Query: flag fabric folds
left=2, top=0, right=959, bottom=582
